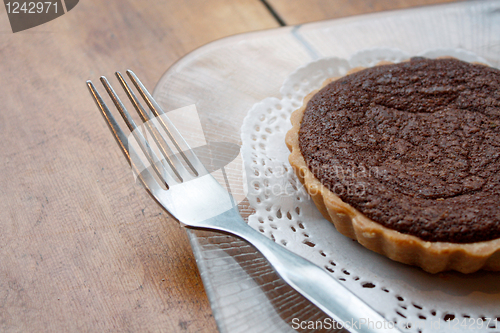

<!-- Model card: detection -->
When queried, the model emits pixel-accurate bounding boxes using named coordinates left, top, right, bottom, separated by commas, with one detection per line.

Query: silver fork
left=86, top=71, right=401, bottom=333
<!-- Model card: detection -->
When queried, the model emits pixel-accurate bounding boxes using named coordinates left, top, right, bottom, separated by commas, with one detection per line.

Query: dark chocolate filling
left=299, top=58, right=500, bottom=243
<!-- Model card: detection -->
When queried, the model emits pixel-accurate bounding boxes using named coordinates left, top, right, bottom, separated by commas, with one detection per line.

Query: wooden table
left=0, top=0, right=458, bottom=332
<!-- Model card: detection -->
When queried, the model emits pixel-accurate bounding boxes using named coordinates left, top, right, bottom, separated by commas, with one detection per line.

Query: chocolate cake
left=286, top=57, right=500, bottom=273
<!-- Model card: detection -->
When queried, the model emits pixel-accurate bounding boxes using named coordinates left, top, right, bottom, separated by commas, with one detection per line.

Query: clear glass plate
left=152, top=2, right=500, bottom=332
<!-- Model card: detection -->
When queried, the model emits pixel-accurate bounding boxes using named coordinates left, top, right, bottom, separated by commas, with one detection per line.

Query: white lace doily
left=241, top=48, right=499, bottom=333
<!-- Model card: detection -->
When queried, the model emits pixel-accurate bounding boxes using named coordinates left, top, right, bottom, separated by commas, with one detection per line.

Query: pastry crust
left=285, top=72, right=500, bottom=274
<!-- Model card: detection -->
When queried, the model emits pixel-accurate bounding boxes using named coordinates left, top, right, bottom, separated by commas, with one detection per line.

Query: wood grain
left=267, top=0, right=461, bottom=25
left=0, top=1, right=277, bottom=332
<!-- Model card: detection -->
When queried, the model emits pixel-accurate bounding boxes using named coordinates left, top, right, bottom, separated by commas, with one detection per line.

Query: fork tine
left=98, top=76, right=178, bottom=188
left=126, top=70, right=208, bottom=176
left=115, top=71, right=192, bottom=182
left=86, top=80, right=158, bottom=192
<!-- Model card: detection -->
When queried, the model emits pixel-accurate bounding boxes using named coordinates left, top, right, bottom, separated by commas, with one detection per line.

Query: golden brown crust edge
left=285, top=72, right=500, bottom=274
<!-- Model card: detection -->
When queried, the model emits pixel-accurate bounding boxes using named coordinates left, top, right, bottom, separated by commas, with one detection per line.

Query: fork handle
left=197, top=208, right=401, bottom=333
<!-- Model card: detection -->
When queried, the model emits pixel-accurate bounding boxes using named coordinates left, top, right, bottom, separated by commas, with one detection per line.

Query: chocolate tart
left=285, top=57, right=500, bottom=273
